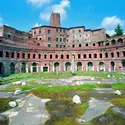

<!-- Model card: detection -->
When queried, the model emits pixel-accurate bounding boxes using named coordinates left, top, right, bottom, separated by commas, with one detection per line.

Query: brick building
left=0, top=13, right=125, bottom=76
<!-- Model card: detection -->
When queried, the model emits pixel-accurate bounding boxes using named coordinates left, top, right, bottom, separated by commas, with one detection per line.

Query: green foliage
left=114, top=24, right=124, bottom=36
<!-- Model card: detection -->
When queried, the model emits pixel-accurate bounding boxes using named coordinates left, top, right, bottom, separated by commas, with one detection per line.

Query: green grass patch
left=112, top=83, right=125, bottom=90
left=1, top=71, right=125, bottom=85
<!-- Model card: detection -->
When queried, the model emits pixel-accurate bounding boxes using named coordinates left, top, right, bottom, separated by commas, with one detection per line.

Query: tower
left=50, top=13, right=61, bottom=27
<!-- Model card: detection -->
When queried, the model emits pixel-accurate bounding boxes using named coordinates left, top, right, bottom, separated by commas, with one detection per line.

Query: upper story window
left=39, top=30, right=41, bottom=34
left=63, top=38, right=66, bottom=42
left=72, top=30, right=75, bottom=33
left=86, top=44, right=88, bottom=46
left=11, top=52, right=14, bottom=58
left=93, top=43, right=95, bottom=46
left=56, top=38, right=58, bottom=42
left=8, top=34, right=11, bottom=39
left=34, top=31, right=36, bottom=35
left=63, top=29, right=65, bottom=33
left=79, top=30, right=81, bottom=33
left=60, top=45, right=62, bottom=48
left=79, top=44, right=81, bottom=47
left=56, top=44, right=58, bottom=48
left=55, top=55, right=58, bottom=59
left=60, top=29, right=62, bottom=32
left=48, top=37, right=51, bottom=42
left=60, top=38, right=62, bottom=42
left=72, top=44, right=75, bottom=48
left=37, top=43, right=40, bottom=46
left=48, top=30, right=51, bottom=34
left=56, top=29, right=58, bottom=33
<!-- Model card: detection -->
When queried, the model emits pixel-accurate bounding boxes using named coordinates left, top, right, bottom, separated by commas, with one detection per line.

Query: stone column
left=26, top=64, right=29, bottom=73
left=72, top=55, right=75, bottom=74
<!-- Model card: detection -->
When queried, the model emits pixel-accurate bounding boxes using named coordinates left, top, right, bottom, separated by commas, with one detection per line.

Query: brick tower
left=50, top=13, right=61, bottom=27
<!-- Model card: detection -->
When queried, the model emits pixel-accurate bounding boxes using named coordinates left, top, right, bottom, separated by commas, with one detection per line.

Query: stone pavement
left=77, top=98, right=113, bottom=123
left=2, top=94, right=50, bottom=125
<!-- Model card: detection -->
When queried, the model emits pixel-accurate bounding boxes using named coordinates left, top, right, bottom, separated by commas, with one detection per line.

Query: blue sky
left=0, top=0, right=125, bottom=35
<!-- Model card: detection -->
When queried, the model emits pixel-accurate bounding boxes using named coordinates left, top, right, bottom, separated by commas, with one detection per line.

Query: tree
left=114, top=24, right=124, bottom=36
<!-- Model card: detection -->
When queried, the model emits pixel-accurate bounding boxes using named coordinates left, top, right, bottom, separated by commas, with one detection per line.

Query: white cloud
left=101, top=16, right=125, bottom=29
left=0, top=16, right=3, bottom=26
left=33, top=22, right=41, bottom=27
left=106, top=30, right=115, bottom=36
left=101, top=16, right=125, bottom=36
left=27, top=0, right=52, bottom=7
left=40, top=0, right=70, bottom=21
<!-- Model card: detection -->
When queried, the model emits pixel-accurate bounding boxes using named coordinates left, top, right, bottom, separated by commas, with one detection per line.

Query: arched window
left=111, top=52, right=114, bottom=58
left=83, top=54, right=86, bottom=59
left=33, top=54, right=36, bottom=59
left=94, top=54, right=97, bottom=58
left=55, top=55, right=58, bottom=59
left=117, top=52, right=120, bottom=57
left=22, top=53, right=25, bottom=59
left=100, top=53, right=102, bottom=58
left=44, top=54, right=47, bottom=59
left=79, top=44, right=81, bottom=47
left=118, top=38, right=123, bottom=44
left=11, top=52, right=14, bottom=58
left=61, top=54, right=64, bottom=59
left=78, top=54, right=81, bottom=59
left=6, top=52, right=9, bottom=58
left=38, top=54, right=41, bottom=59
left=105, top=53, right=108, bottom=58
left=28, top=54, right=30, bottom=59
left=50, top=54, right=52, bottom=59
left=111, top=40, right=116, bottom=45
left=17, top=53, right=20, bottom=58
left=67, top=54, right=69, bottom=59
left=89, top=54, right=91, bottom=58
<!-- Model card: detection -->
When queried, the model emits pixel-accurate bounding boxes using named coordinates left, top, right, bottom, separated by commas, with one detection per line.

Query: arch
left=111, top=39, right=116, bottom=45
left=54, top=62, right=60, bottom=72
left=65, top=62, right=71, bottom=71
left=111, top=61, right=115, bottom=72
left=118, top=38, right=123, bottom=44
left=32, top=62, right=37, bottom=72
left=77, top=62, right=82, bottom=71
left=21, top=63, right=26, bottom=73
left=9, top=62, right=15, bottom=74
left=0, top=62, right=4, bottom=76
left=105, top=42, right=109, bottom=46
left=0, top=51, right=3, bottom=57
left=87, top=62, right=94, bottom=71
left=99, top=62, right=105, bottom=71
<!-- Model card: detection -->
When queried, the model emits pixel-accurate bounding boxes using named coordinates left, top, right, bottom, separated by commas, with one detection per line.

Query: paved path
left=2, top=94, right=50, bottom=125
left=77, top=98, right=113, bottom=123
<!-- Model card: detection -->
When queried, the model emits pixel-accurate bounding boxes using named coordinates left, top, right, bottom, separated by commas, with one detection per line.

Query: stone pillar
left=37, top=65, right=39, bottom=72
left=26, top=64, right=28, bottom=73
left=31, top=65, right=33, bottom=73
left=72, top=55, right=75, bottom=74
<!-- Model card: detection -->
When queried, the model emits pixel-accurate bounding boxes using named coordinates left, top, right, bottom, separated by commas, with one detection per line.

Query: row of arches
left=0, top=51, right=125, bottom=60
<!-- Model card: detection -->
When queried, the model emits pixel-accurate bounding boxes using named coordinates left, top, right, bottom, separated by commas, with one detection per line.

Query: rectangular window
left=63, top=45, right=65, bottom=48
left=60, top=29, right=62, bottom=32
left=56, top=38, right=58, bottom=42
left=63, top=29, right=65, bottom=33
left=39, top=30, right=41, bottom=34
left=48, top=37, right=51, bottom=42
left=60, top=38, right=62, bottom=42
left=28, top=54, right=30, bottom=59
left=56, top=29, right=58, bottom=33
left=56, top=44, right=58, bottom=48
left=37, top=43, right=40, bottom=46
left=34, top=31, right=36, bottom=35
left=48, top=44, right=51, bottom=48
left=48, top=30, right=51, bottom=34
left=60, top=45, right=62, bottom=48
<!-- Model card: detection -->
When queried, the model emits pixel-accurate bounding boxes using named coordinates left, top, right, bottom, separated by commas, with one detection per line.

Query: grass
left=112, top=83, right=125, bottom=90
left=111, top=94, right=125, bottom=107
left=1, top=71, right=125, bottom=85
